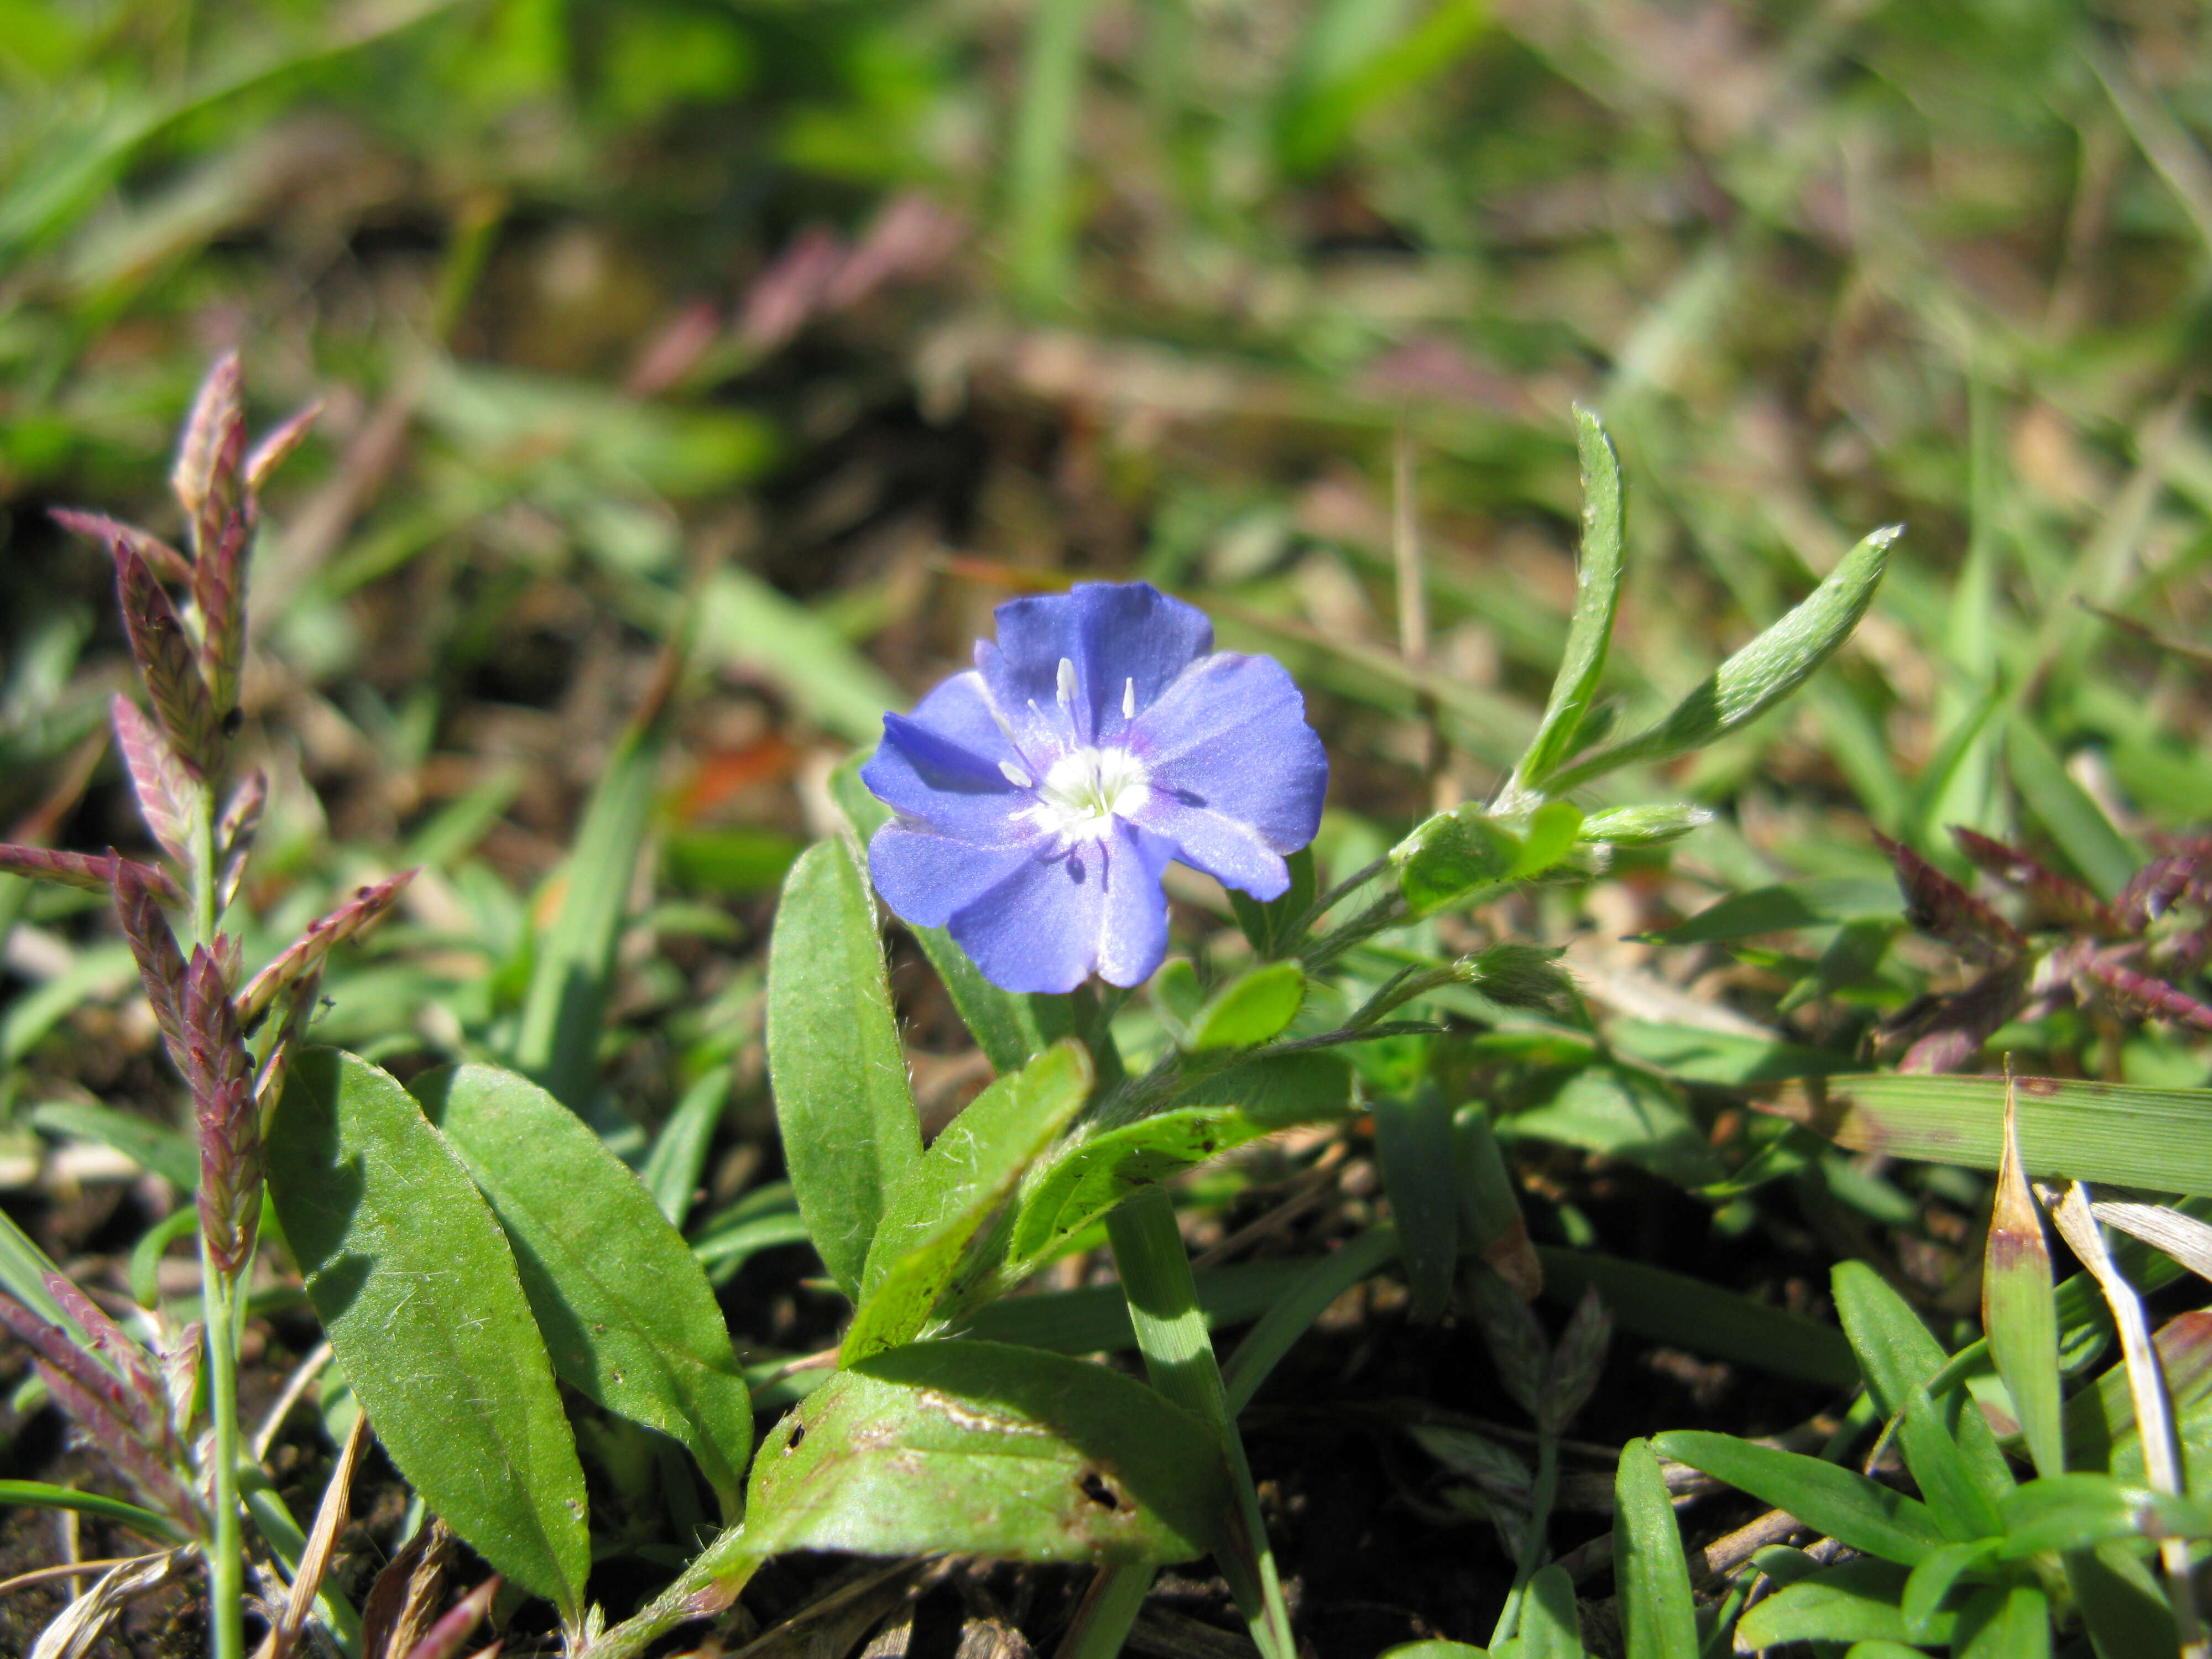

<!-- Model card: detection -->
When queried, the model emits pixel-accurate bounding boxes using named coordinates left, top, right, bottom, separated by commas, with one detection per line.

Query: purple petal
left=1127, top=653, right=1327, bottom=898
left=869, top=822, right=1040, bottom=930
left=978, top=583, right=1213, bottom=748
left=946, top=822, right=1175, bottom=993
left=860, top=675, right=1031, bottom=844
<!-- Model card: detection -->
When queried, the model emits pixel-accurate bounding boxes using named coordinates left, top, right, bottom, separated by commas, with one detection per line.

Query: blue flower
left=862, top=582, right=1329, bottom=993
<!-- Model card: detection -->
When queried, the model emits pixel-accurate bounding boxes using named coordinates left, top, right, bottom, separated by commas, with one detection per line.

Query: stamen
left=998, top=759, right=1034, bottom=789
left=1123, top=677, right=1136, bottom=719
left=1057, top=656, right=1078, bottom=708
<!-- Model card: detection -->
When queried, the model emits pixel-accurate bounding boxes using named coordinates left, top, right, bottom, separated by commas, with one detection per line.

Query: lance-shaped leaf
left=266, top=1049, right=590, bottom=1620
left=49, top=509, right=193, bottom=585
left=413, top=1063, right=755, bottom=1516
left=1009, top=1106, right=1281, bottom=1271
left=237, top=869, right=417, bottom=1028
left=113, top=543, right=222, bottom=778
left=766, top=838, right=922, bottom=1300
left=185, top=945, right=260, bottom=1275
left=112, top=857, right=190, bottom=1072
left=0, top=846, right=180, bottom=906
left=2065, top=1310, right=2212, bottom=1480
left=746, top=1340, right=1232, bottom=1566
left=1766, top=1074, right=2212, bottom=1195
left=1613, top=1438, right=1697, bottom=1659
left=1512, top=405, right=1626, bottom=796
left=1546, top=524, right=1900, bottom=793
left=173, top=351, right=245, bottom=561
left=1985, top=1077, right=2064, bottom=1478
left=111, top=694, right=201, bottom=867
left=1652, top=1431, right=1948, bottom=1564
left=846, top=1042, right=1093, bottom=1360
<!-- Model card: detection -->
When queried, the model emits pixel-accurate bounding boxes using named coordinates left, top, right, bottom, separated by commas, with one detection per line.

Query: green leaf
left=513, top=712, right=662, bottom=1108
left=1391, top=805, right=1520, bottom=918
left=766, top=838, right=923, bottom=1300
left=1901, top=1539, right=2001, bottom=1641
left=846, top=1042, right=1094, bottom=1361
left=1653, top=1431, right=1948, bottom=1564
left=266, top=1049, right=589, bottom=1620
left=1513, top=405, right=1626, bottom=793
left=1833, top=1262, right=2011, bottom=1501
left=1542, top=1252, right=1857, bottom=1387
left=1166, top=1050, right=1355, bottom=1124
left=1507, top=801, right=1583, bottom=879
left=1898, top=1387, right=2005, bottom=1540
left=1379, top=1645, right=1490, bottom=1658
left=1520, top=1564, right=1584, bottom=1659
left=1182, top=962, right=1308, bottom=1052
left=1770, top=1074, right=2212, bottom=1196
left=1507, top=1066, right=1723, bottom=1187
left=1373, top=1088, right=1458, bottom=1322
left=1734, top=1561, right=1934, bottom=1648
left=695, top=566, right=905, bottom=745
left=1613, top=1438, right=1698, bottom=1659
left=1229, top=846, right=1317, bottom=959
left=1640, top=878, right=1902, bottom=945
left=413, top=1062, right=754, bottom=1515
left=1996, top=1473, right=2212, bottom=1557
left=1953, top=1582, right=2050, bottom=1658
left=2064, top=1542, right=2179, bottom=1658
left=746, top=1339, right=1232, bottom=1564
left=1546, top=523, right=1900, bottom=792
left=0, top=1480, right=185, bottom=1542
left=1010, top=1105, right=1279, bottom=1271
left=962, top=1258, right=1322, bottom=1354
left=28, top=1100, right=197, bottom=1191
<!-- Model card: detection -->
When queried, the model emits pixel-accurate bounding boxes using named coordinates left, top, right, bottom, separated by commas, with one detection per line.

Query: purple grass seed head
left=861, top=581, right=1328, bottom=993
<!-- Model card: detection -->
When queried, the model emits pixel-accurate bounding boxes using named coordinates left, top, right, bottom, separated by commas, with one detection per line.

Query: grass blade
left=513, top=712, right=662, bottom=1109
left=1770, top=1074, right=2212, bottom=1195
left=1613, top=1438, right=1698, bottom=1659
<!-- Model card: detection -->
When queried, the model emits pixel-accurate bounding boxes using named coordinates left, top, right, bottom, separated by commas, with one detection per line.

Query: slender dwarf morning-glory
left=861, top=581, right=1328, bottom=994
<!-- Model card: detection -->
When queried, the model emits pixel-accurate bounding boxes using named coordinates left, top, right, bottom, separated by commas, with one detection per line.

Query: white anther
left=998, top=759, right=1034, bottom=789
left=1123, top=677, right=1136, bottom=719
left=1057, top=656, right=1078, bottom=708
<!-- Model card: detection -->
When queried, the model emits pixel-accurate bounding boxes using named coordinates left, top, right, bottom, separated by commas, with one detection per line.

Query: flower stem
left=200, top=1257, right=245, bottom=1659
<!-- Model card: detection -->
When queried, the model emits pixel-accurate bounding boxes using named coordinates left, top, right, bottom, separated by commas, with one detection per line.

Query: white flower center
left=1025, top=745, right=1150, bottom=842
